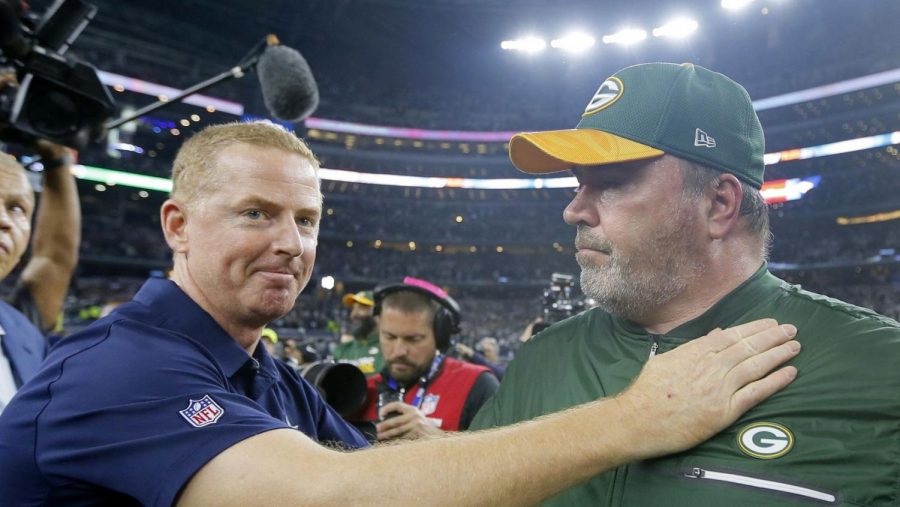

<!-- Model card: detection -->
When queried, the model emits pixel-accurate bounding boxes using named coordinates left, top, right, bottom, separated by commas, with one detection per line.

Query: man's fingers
left=376, top=415, right=403, bottom=433
left=718, top=323, right=797, bottom=367
left=726, top=340, right=801, bottom=390
left=377, top=419, right=416, bottom=441
left=378, top=401, right=404, bottom=419
left=699, top=318, right=779, bottom=352
left=731, top=366, right=798, bottom=415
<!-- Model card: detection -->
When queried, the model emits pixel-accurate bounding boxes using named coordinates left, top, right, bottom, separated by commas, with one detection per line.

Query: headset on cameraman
left=372, top=276, right=462, bottom=353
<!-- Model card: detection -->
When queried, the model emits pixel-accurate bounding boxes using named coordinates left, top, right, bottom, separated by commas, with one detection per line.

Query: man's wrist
left=41, top=153, right=73, bottom=172
left=603, top=393, right=653, bottom=462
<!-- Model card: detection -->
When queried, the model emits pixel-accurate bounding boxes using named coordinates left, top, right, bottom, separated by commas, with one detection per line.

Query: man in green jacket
left=471, top=62, right=900, bottom=506
left=333, top=290, right=383, bottom=376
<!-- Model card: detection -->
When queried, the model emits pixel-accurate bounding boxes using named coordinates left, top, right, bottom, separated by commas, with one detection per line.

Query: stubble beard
left=388, top=360, right=428, bottom=386
left=577, top=205, right=705, bottom=322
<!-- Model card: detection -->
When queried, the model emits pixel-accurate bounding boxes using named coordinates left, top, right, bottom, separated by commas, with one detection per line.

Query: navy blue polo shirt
left=0, top=278, right=368, bottom=506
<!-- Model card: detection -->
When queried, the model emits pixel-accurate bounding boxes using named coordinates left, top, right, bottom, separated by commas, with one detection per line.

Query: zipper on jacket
left=648, top=335, right=660, bottom=358
left=685, top=467, right=836, bottom=503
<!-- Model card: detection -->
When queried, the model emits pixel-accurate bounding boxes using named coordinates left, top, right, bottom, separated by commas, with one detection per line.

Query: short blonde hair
left=170, top=121, right=319, bottom=205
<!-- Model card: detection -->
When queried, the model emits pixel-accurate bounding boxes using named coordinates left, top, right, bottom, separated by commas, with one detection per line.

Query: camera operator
left=354, top=277, right=499, bottom=440
left=0, top=72, right=80, bottom=412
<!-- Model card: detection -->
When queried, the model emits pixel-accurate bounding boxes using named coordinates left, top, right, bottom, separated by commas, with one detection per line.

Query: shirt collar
left=131, top=278, right=256, bottom=377
left=612, top=262, right=781, bottom=340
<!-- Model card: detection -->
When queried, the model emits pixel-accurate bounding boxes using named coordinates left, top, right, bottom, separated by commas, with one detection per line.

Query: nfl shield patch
left=179, top=395, right=225, bottom=428
left=420, top=394, right=440, bottom=416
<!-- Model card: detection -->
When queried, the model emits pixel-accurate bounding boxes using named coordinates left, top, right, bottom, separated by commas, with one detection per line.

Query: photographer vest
left=361, top=357, right=489, bottom=431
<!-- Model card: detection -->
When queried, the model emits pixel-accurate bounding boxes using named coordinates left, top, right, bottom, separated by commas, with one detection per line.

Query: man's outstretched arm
left=178, top=319, right=800, bottom=507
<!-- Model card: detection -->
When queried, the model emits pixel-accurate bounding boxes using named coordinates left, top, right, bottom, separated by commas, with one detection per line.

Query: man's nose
left=272, top=215, right=303, bottom=257
left=563, top=189, right=598, bottom=227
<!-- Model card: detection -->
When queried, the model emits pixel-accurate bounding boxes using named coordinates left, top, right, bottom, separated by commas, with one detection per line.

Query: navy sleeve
left=34, top=320, right=290, bottom=506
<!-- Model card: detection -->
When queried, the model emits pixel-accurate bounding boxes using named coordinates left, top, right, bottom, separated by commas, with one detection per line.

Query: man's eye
left=245, top=210, right=264, bottom=219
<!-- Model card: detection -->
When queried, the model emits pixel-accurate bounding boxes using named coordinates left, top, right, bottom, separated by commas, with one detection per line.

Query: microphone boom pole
left=103, top=34, right=279, bottom=131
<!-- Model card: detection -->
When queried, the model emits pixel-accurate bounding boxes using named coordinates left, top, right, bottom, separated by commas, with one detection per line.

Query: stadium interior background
left=5, top=0, right=899, bottom=361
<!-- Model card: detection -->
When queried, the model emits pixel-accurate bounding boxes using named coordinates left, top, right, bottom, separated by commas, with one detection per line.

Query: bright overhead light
left=601, top=28, right=647, bottom=46
left=721, top=0, right=755, bottom=10
left=500, top=37, right=547, bottom=53
left=652, top=18, right=699, bottom=38
left=320, top=276, right=335, bottom=290
left=550, top=32, right=596, bottom=53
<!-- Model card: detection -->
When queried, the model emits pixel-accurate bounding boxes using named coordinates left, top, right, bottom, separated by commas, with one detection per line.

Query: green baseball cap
left=509, top=62, right=766, bottom=188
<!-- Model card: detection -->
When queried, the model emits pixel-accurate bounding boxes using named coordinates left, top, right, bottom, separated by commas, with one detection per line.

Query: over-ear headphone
left=373, top=277, right=461, bottom=352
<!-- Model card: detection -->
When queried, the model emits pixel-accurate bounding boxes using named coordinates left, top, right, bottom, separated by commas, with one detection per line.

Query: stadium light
left=721, top=0, right=756, bottom=10
left=601, top=28, right=647, bottom=46
left=550, top=32, right=596, bottom=53
left=500, top=37, right=547, bottom=53
left=320, top=276, right=335, bottom=290
left=652, top=18, right=699, bottom=38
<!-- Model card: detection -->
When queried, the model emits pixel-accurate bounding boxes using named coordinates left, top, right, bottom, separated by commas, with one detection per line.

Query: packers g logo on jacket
left=583, top=77, right=624, bottom=116
left=737, top=422, right=794, bottom=459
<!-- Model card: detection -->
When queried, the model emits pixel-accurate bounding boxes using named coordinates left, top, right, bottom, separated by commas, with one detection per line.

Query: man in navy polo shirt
left=0, top=120, right=802, bottom=506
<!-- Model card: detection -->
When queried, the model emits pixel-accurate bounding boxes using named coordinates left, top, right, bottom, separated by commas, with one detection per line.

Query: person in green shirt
left=332, top=290, right=383, bottom=376
left=471, top=62, right=900, bottom=506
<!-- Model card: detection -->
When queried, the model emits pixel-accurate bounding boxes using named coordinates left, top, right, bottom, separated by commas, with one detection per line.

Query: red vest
left=359, top=357, right=489, bottom=431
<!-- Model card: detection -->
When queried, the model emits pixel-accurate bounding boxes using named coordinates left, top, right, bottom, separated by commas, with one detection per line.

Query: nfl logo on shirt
left=179, top=395, right=225, bottom=428
left=420, top=394, right=441, bottom=416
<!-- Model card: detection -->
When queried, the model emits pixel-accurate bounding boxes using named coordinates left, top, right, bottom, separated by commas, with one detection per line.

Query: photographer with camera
left=354, top=277, right=499, bottom=440
left=0, top=72, right=80, bottom=412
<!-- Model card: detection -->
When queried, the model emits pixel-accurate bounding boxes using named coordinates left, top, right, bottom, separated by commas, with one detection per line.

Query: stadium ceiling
left=36, top=0, right=900, bottom=100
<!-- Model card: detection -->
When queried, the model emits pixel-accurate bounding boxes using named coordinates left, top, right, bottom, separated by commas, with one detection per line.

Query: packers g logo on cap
left=737, top=422, right=794, bottom=459
left=583, top=77, right=624, bottom=117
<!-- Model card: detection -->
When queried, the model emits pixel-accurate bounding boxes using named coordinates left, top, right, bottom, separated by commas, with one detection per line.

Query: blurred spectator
left=260, top=328, right=279, bottom=358
left=332, top=290, right=383, bottom=377
left=455, top=336, right=505, bottom=380
left=281, top=338, right=303, bottom=371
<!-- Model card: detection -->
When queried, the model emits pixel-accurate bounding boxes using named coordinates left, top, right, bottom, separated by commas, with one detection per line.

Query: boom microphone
left=105, top=35, right=320, bottom=131
left=257, top=44, right=319, bottom=122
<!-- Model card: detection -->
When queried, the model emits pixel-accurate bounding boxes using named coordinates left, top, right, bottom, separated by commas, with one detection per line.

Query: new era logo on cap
left=694, top=128, right=717, bottom=148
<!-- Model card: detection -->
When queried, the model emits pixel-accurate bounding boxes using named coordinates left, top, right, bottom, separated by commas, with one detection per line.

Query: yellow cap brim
left=342, top=294, right=374, bottom=307
left=509, top=129, right=665, bottom=174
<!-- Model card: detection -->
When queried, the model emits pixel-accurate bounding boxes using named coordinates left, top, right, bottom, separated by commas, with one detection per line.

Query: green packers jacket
left=471, top=266, right=900, bottom=506
left=332, top=331, right=384, bottom=377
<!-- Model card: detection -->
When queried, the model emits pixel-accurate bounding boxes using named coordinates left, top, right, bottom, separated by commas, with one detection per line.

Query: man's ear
left=707, top=174, right=743, bottom=240
left=161, top=199, right=190, bottom=253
